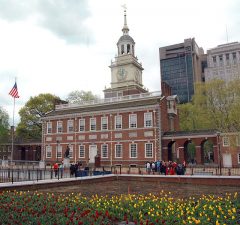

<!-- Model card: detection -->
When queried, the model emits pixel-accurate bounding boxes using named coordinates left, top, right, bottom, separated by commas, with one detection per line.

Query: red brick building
left=41, top=10, right=179, bottom=167
left=40, top=10, right=240, bottom=168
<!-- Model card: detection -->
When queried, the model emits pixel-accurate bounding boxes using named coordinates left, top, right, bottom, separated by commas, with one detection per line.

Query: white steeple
left=117, top=6, right=135, bottom=56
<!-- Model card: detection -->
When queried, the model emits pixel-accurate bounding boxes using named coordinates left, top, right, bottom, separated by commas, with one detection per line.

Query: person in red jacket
left=53, top=162, right=59, bottom=177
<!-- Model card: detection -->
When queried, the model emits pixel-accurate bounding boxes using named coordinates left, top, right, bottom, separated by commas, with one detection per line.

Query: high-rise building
left=159, top=38, right=205, bottom=103
left=204, top=42, right=240, bottom=82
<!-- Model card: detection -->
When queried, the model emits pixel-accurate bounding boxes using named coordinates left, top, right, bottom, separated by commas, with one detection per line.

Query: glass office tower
left=159, top=38, right=205, bottom=103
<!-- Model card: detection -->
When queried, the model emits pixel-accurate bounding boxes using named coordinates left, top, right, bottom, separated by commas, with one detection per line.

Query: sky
left=0, top=0, right=239, bottom=125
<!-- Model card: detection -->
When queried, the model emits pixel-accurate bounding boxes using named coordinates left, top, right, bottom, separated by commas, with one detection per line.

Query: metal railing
left=0, top=166, right=114, bottom=184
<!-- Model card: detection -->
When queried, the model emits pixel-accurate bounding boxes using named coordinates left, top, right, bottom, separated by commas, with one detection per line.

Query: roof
left=163, top=129, right=218, bottom=137
left=117, top=35, right=135, bottom=45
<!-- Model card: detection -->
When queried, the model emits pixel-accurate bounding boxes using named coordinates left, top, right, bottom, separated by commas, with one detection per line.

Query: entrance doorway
left=222, top=154, right=232, bottom=167
left=89, top=145, right=97, bottom=163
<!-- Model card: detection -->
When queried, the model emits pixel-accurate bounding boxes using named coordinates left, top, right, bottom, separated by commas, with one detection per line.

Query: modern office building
left=204, top=42, right=240, bottom=82
left=159, top=38, right=205, bottom=103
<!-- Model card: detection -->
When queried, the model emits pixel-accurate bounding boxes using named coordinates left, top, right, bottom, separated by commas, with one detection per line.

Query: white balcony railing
left=55, top=91, right=162, bottom=111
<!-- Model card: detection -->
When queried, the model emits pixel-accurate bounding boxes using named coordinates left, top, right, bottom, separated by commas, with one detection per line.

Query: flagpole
left=11, top=97, right=16, bottom=163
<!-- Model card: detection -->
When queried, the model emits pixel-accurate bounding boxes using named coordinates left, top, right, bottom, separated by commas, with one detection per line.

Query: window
left=213, top=56, right=216, bottom=63
left=219, top=55, right=223, bottom=61
left=129, top=114, right=137, bottom=128
left=223, top=136, right=230, bottom=146
left=130, top=143, right=137, bottom=158
left=57, top=121, right=63, bottom=133
left=145, top=143, right=153, bottom=158
left=127, top=44, right=130, bottom=53
left=144, top=112, right=153, bottom=127
left=90, top=118, right=96, bottom=131
left=79, top=145, right=85, bottom=158
left=115, top=115, right=122, bottom=129
left=121, top=45, right=124, bottom=54
left=226, top=53, right=229, bottom=60
left=79, top=119, right=85, bottom=132
left=46, top=146, right=52, bottom=158
left=115, top=144, right=122, bottom=158
left=56, top=145, right=62, bottom=159
left=232, top=52, right=236, bottom=59
left=67, top=120, right=74, bottom=133
left=47, top=122, right=52, bottom=134
left=101, top=144, right=108, bottom=158
left=236, top=135, right=240, bottom=146
left=101, top=117, right=108, bottom=130
left=238, top=153, right=240, bottom=164
left=69, top=145, right=73, bottom=158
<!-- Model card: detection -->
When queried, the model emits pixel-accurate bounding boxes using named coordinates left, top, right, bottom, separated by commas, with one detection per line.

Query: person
left=64, top=145, right=70, bottom=158
left=59, top=163, right=64, bottom=178
left=146, top=162, right=151, bottom=174
left=70, top=164, right=75, bottom=177
left=53, top=162, right=59, bottom=177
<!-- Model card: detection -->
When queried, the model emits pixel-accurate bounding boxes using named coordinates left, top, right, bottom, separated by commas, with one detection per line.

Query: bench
left=193, top=171, right=213, bottom=176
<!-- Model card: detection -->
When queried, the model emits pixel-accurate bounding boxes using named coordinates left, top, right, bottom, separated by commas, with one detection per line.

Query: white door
left=222, top=153, right=232, bottom=167
left=89, top=145, right=97, bottom=163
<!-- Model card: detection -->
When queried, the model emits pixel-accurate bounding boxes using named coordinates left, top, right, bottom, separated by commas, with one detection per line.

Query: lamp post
left=216, top=132, right=222, bottom=175
left=56, top=140, right=60, bottom=162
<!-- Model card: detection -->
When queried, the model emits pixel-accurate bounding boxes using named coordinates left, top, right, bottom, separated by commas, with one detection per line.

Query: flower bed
left=0, top=190, right=239, bottom=224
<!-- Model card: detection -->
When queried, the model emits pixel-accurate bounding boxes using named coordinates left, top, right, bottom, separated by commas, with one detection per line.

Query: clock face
left=117, top=67, right=127, bottom=80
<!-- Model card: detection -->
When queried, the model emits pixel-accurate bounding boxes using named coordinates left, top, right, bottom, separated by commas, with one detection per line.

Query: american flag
left=9, top=82, right=20, bottom=98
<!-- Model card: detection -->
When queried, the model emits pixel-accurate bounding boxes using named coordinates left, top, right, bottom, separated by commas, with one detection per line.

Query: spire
left=121, top=5, right=129, bottom=35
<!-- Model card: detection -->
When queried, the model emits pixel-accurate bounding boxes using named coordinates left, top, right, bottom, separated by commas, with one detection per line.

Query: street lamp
left=216, top=132, right=222, bottom=175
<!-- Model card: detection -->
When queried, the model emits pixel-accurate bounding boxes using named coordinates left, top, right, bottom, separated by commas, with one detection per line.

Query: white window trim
left=145, top=143, right=153, bottom=158
left=56, top=145, right=62, bottom=158
left=79, top=119, right=85, bottom=132
left=115, top=144, right=122, bottom=158
left=223, top=136, right=230, bottom=147
left=46, top=146, right=52, bottom=159
left=101, top=117, right=108, bottom=130
left=67, top=120, right=74, bottom=133
left=90, top=118, right=96, bottom=131
left=129, top=143, right=137, bottom=158
left=115, top=115, right=122, bottom=130
left=57, top=121, right=63, bottom=133
left=79, top=145, right=85, bottom=158
left=129, top=114, right=137, bottom=129
left=47, top=122, right=52, bottom=134
left=101, top=144, right=108, bottom=158
left=144, top=112, right=153, bottom=128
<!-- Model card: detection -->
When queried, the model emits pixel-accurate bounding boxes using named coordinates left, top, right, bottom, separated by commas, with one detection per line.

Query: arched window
left=121, top=45, right=124, bottom=54
left=127, top=44, right=130, bottom=53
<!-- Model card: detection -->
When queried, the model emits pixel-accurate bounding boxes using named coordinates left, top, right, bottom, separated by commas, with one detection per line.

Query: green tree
left=187, top=142, right=196, bottom=163
left=203, top=140, right=214, bottom=163
left=179, top=78, right=240, bottom=132
left=16, top=93, right=60, bottom=140
left=66, top=90, right=99, bottom=104
left=0, top=107, right=10, bottom=142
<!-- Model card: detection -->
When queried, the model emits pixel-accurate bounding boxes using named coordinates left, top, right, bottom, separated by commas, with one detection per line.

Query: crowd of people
left=145, top=160, right=186, bottom=175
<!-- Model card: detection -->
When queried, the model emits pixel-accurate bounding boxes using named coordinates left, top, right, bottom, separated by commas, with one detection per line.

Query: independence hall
left=41, top=10, right=179, bottom=167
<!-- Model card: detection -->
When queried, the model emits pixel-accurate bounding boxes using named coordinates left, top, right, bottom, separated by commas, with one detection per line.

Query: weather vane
left=121, top=4, right=127, bottom=11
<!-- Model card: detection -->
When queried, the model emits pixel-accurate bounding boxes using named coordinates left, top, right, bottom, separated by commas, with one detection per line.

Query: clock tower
left=104, top=8, right=147, bottom=98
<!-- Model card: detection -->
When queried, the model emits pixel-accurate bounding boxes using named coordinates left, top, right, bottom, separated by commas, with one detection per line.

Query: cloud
left=0, top=0, right=93, bottom=44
